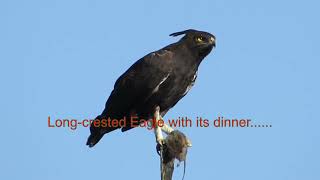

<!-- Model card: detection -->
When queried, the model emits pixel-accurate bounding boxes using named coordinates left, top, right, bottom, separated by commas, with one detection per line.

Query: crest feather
left=169, top=29, right=197, bottom=37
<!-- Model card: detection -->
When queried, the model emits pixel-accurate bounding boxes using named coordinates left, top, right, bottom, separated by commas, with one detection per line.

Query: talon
left=156, top=139, right=165, bottom=156
left=157, top=138, right=165, bottom=146
left=156, top=143, right=162, bottom=155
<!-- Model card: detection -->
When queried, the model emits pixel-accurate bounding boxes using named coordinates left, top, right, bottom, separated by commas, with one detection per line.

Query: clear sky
left=1, top=0, right=319, bottom=179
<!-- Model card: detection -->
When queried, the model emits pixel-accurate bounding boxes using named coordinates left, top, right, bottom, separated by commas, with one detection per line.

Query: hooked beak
left=209, top=36, right=216, bottom=47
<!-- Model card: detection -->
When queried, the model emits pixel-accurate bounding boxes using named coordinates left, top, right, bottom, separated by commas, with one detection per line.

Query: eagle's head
left=170, top=29, right=216, bottom=59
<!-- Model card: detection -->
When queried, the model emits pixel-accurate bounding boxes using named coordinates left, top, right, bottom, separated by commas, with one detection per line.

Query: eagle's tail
left=86, top=133, right=103, bottom=148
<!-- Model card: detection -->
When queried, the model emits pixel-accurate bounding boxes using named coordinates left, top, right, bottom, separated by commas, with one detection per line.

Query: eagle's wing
left=89, top=49, right=174, bottom=137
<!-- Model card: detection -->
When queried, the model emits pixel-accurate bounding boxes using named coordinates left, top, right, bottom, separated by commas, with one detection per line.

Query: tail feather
left=86, top=133, right=103, bottom=148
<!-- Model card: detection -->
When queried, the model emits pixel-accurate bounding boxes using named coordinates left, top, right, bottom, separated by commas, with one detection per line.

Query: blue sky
left=1, top=0, right=319, bottom=179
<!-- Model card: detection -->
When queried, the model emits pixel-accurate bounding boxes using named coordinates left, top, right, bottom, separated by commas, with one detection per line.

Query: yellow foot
left=157, top=137, right=165, bottom=146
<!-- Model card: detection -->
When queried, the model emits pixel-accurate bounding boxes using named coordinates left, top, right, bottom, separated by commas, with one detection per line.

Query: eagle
left=87, top=29, right=216, bottom=147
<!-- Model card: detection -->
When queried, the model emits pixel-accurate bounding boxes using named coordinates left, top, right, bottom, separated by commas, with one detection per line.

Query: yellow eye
left=196, top=36, right=205, bottom=42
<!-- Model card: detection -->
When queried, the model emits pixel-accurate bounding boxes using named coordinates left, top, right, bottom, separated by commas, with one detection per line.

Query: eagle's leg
left=154, top=106, right=165, bottom=146
left=160, top=116, right=193, bottom=147
left=160, top=122, right=174, bottom=134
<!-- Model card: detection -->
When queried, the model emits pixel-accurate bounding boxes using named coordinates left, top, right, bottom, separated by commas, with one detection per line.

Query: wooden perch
left=157, top=130, right=189, bottom=180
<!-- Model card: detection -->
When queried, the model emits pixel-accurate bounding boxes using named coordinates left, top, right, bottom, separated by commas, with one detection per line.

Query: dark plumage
left=87, top=29, right=216, bottom=147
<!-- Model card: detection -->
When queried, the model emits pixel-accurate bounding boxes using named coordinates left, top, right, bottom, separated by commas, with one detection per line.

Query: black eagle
left=87, top=29, right=216, bottom=147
